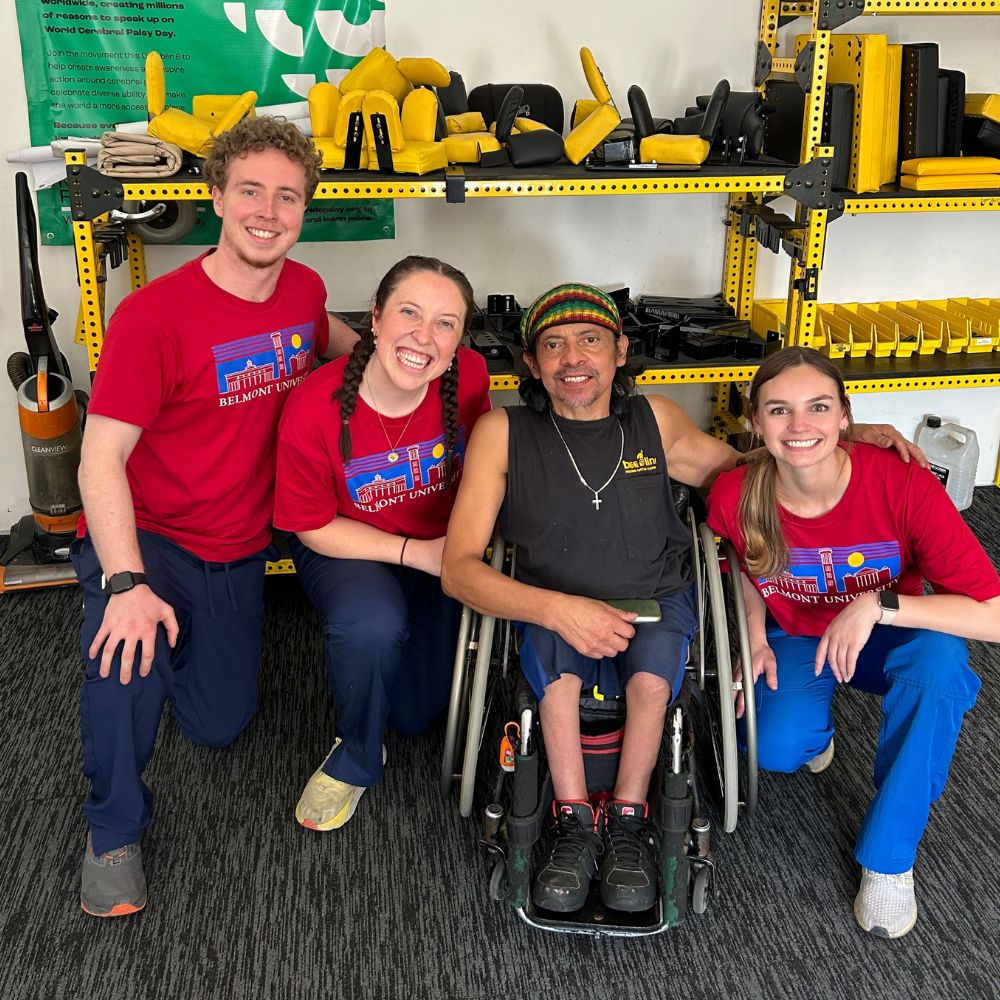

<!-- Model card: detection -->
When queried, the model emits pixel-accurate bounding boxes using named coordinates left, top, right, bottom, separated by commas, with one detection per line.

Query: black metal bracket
left=793, top=266, right=820, bottom=301
left=445, top=166, right=466, bottom=204
left=782, top=156, right=845, bottom=215
left=754, top=41, right=772, bottom=89
left=65, top=162, right=125, bottom=222
left=739, top=203, right=808, bottom=260
left=795, top=42, right=815, bottom=92
left=817, top=0, right=865, bottom=31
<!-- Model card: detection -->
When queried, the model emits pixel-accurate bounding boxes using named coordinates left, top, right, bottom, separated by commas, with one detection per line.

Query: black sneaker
left=532, top=800, right=603, bottom=913
left=600, top=800, right=658, bottom=912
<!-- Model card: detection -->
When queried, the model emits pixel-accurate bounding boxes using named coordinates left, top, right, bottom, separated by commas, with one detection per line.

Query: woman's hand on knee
left=815, top=592, right=880, bottom=682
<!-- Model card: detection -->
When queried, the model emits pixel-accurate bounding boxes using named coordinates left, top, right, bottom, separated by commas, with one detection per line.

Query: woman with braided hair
left=274, top=255, right=490, bottom=831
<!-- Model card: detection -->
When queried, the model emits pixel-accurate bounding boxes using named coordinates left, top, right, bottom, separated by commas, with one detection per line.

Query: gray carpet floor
left=1, top=489, right=998, bottom=1000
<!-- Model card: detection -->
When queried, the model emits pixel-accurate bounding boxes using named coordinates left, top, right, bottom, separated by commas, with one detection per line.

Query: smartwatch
left=100, top=571, right=148, bottom=595
left=877, top=590, right=899, bottom=625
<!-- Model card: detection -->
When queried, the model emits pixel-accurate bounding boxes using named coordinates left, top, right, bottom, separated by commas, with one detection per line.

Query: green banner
left=15, top=0, right=393, bottom=245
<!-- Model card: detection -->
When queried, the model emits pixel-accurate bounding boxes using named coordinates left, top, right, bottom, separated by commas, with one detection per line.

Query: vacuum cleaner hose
left=7, top=351, right=32, bottom=391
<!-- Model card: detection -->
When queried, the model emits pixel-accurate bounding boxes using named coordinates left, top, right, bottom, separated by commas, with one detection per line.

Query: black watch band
left=101, top=571, right=149, bottom=595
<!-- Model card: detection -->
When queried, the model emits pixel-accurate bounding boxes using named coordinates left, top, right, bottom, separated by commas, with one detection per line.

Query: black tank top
left=500, top=395, right=692, bottom=600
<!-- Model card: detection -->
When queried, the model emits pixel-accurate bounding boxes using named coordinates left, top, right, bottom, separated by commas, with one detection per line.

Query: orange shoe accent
left=81, top=899, right=145, bottom=918
left=301, top=819, right=318, bottom=830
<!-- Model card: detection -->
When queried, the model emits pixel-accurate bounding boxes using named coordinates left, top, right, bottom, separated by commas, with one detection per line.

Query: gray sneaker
left=80, top=833, right=147, bottom=917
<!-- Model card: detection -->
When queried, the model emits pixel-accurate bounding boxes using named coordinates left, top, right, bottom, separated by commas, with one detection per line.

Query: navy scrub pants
left=289, top=536, right=461, bottom=788
left=71, top=530, right=270, bottom=856
left=745, top=622, right=980, bottom=875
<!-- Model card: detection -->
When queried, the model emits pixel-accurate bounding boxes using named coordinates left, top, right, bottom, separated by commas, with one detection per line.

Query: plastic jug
left=914, top=415, right=979, bottom=511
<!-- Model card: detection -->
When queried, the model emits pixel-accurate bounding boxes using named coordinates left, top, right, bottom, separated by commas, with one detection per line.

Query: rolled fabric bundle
left=97, top=131, right=183, bottom=177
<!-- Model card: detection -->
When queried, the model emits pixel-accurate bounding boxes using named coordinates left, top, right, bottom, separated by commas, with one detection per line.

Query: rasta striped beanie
left=520, top=282, right=622, bottom=350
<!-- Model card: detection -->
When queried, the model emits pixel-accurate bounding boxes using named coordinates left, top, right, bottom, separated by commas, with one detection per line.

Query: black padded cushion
left=507, top=128, right=564, bottom=167
left=699, top=79, right=731, bottom=143
left=438, top=71, right=469, bottom=116
left=468, top=83, right=564, bottom=133
left=493, top=86, right=524, bottom=144
left=627, top=85, right=656, bottom=142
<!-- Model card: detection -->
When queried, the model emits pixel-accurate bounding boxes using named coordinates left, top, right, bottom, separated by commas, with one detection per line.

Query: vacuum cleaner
left=1, top=172, right=86, bottom=591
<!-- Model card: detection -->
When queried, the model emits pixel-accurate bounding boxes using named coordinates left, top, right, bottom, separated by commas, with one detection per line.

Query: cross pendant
left=592, top=495, right=602, bottom=510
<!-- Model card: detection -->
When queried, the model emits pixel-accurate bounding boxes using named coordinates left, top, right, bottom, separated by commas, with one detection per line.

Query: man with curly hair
left=70, top=116, right=356, bottom=917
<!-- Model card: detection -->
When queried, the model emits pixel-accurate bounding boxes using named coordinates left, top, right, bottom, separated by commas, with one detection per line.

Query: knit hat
left=520, top=282, right=622, bottom=350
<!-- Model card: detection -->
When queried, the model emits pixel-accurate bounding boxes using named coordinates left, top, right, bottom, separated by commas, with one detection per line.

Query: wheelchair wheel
left=691, top=865, right=712, bottom=915
left=695, top=521, right=757, bottom=833
left=440, top=604, right=476, bottom=798
left=441, top=532, right=512, bottom=817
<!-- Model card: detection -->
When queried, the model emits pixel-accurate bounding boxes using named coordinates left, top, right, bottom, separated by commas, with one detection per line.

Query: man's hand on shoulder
left=89, top=586, right=179, bottom=684
left=553, top=594, right=637, bottom=659
left=851, top=423, right=928, bottom=468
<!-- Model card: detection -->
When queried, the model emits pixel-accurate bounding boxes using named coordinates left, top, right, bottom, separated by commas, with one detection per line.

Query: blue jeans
left=72, top=531, right=270, bottom=855
left=290, top=537, right=461, bottom=787
left=748, top=623, right=980, bottom=874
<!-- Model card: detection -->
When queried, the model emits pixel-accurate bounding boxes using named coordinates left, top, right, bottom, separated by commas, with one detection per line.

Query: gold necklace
left=364, top=373, right=424, bottom=463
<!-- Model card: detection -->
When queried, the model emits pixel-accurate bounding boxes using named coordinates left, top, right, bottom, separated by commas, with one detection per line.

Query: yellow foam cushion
left=563, top=103, right=621, bottom=164
left=900, top=173, right=1000, bottom=191
left=966, top=93, right=1000, bottom=124
left=513, top=117, right=547, bottom=133
left=145, top=51, right=165, bottom=117
left=333, top=91, right=366, bottom=146
left=446, top=111, right=487, bottom=135
left=442, top=133, right=500, bottom=164
left=341, top=49, right=412, bottom=105
left=571, top=100, right=601, bottom=130
left=210, top=92, right=257, bottom=136
left=639, top=134, right=710, bottom=166
left=902, top=156, right=1000, bottom=176
left=372, top=140, right=448, bottom=175
left=397, top=57, right=450, bottom=89
left=581, top=47, right=612, bottom=105
left=401, top=88, right=440, bottom=143
left=308, top=83, right=341, bottom=137
left=363, top=91, right=404, bottom=151
left=313, top=136, right=368, bottom=170
left=147, top=107, right=214, bottom=156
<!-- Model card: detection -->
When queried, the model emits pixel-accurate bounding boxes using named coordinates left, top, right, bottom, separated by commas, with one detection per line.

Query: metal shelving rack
left=64, top=0, right=1000, bottom=489
left=733, top=0, right=1000, bottom=482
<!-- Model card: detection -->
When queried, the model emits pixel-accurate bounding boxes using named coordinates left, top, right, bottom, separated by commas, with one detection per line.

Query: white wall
left=2, top=2, right=999, bottom=518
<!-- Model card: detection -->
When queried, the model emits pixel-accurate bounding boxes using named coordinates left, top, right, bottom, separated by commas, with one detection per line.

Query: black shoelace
left=606, top=814, right=656, bottom=868
left=549, top=814, right=603, bottom=869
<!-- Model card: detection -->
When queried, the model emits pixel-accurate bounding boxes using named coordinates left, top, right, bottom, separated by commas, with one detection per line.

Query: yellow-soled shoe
left=294, top=739, right=383, bottom=831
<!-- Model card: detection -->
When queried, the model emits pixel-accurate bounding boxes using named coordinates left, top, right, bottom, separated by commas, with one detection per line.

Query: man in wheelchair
left=442, top=283, right=741, bottom=912
left=442, top=283, right=922, bottom=915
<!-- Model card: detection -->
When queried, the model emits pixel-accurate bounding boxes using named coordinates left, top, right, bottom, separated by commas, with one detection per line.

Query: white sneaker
left=805, top=737, right=835, bottom=774
left=854, top=867, right=918, bottom=938
left=295, top=739, right=387, bottom=831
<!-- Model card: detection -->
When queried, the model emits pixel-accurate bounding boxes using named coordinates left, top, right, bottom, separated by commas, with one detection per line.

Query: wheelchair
left=439, top=494, right=758, bottom=936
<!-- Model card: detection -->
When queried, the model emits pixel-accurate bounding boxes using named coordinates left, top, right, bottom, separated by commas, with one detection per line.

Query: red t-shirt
left=274, top=346, right=490, bottom=539
left=85, top=252, right=329, bottom=562
left=707, top=443, right=1000, bottom=637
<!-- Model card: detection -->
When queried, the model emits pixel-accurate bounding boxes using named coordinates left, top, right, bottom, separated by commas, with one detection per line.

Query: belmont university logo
left=212, top=324, right=315, bottom=406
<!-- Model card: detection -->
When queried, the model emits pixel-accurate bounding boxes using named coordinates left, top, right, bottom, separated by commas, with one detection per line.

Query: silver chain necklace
left=549, top=410, right=624, bottom=511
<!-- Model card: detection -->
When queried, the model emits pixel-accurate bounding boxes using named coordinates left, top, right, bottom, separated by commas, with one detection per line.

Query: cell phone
left=605, top=599, right=662, bottom=623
